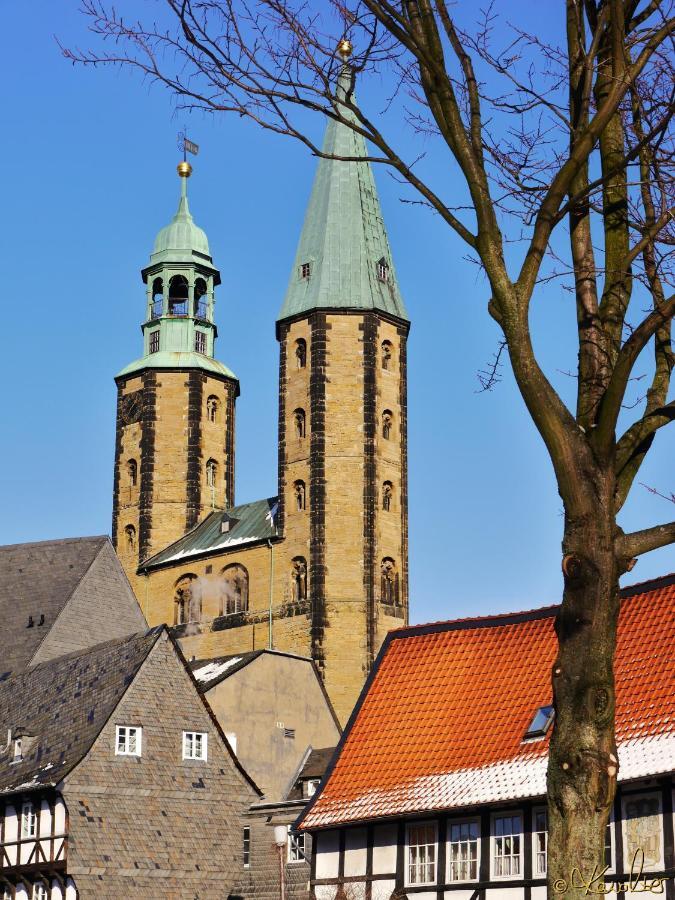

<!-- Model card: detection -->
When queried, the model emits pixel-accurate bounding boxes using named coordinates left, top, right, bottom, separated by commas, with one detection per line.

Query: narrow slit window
left=243, top=826, right=251, bottom=868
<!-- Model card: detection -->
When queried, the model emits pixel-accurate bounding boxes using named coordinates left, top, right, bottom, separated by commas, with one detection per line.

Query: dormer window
left=13, top=737, right=22, bottom=761
left=377, top=258, right=389, bottom=282
left=523, top=705, right=554, bottom=740
left=303, top=778, right=321, bottom=798
left=300, top=262, right=312, bottom=279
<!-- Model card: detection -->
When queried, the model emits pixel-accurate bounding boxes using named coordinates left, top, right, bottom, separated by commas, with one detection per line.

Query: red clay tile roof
left=299, top=575, right=675, bottom=829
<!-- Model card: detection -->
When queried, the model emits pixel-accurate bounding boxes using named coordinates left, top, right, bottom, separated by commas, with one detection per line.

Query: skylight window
left=524, top=705, right=554, bottom=740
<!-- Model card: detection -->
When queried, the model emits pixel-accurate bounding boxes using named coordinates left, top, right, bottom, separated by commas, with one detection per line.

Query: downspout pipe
left=268, top=539, right=275, bottom=649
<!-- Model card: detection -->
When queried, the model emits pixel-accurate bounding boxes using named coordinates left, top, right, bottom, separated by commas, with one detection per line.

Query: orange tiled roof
left=300, top=575, right=675, bottom=829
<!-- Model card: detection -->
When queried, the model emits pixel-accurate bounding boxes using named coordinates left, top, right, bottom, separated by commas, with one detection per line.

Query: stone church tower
left=112, top=161, right=238, bottom=598
left=275, top=60, right=410, bottom=715
left=112, top=56, right=410, bottom=723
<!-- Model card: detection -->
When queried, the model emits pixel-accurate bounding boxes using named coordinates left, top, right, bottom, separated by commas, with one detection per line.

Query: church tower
left=276, top=43, right=410, bottom=719
left=112, top=161, right=239, bottom=595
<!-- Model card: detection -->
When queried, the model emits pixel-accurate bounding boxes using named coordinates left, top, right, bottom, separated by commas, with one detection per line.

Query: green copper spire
left=117, top=162, right=236, bottom=380
left=278, top=56, right=408, bottom=324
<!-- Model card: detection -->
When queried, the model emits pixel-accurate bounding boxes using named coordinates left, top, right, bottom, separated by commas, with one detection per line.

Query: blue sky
left=2, top=2, right=673, bottom=623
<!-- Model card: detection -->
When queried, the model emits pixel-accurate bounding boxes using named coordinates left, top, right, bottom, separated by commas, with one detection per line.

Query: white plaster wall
left=315, top=830, right=340, bottom=879
left=485, top=888, right=525, bottom=900
left=371, top=879, right=395, bottom=900
left=344, top=827, right=368, bottom=877
left=531, top=887, right=547, bottom=900
left=372, top=824, right=397, bottom=874
left=3, top=804, right=18, bottom=866
left=315, top=886, right=338, bottom=900
left=443, top=891, right=479, bottom=900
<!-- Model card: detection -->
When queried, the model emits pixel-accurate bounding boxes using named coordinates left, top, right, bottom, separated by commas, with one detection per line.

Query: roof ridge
left=395, top=604, right=559, bottom=637
left=619, top=571, right=675, bottom=596
left=0, top=535, right=108, bottom=552
left=4, top=625, right=164, bottom=683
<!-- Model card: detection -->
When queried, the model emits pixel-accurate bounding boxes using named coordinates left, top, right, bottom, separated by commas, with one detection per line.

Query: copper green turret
left=278, top=59, right=408, bottom=324
left=118, top=161, right=236, bottom=379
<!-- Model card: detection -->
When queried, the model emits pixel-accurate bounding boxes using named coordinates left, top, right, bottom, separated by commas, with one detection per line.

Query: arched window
left=382, top=481, right=393, bottom=512
left=377, top=257, right=389, bottom=282
left=381, top=341, right=393, bottom=370
left=151, top=278, right=163, bottom=319
left=295, top=339, right=307, bottom=369
left=206, top=395, right=219, bottom=423
left=206, top=459, right=218, bottom=487
left=380, top=558, right=399, bottom=605
left=124, top=524, right=136, bottom=551
left=293, top=480, right=306, bottom=511
left=382, top=410, right=393, bottom=440
left=293, top=408, right=306, bottom=439
left=168, top=274, right=189, bottom=316
left=291, top=557, right=308, bottom=602
left=221, top=564, right=249, bottom=615
left=127, top=458, right=138, bottom=487
left=174, top=574, right=201, bottom=625
left=194, top=277, right=208, bottom=318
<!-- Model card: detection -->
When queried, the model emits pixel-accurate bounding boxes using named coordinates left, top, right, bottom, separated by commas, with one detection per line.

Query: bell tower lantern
left=112, top=161, right=239, bottom=597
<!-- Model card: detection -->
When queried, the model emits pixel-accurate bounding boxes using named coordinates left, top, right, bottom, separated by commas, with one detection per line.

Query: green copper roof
left=116, top=351, right=236, bottom=380
left=149, top=172, right=212, bottom=266
left=278, top=69, right=408, bottom=323
left=140, top=497, right=279, bottom=570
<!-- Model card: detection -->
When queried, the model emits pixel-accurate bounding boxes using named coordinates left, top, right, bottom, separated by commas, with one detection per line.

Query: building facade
left=298, top=575, right=675, bottom=899
left=0, top=627, right=260, bottom=898
left=112, top=55, right=410, bottom=723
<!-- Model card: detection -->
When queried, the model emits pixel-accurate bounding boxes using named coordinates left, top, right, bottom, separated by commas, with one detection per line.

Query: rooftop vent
left=524, top=705, right=554, bottom=741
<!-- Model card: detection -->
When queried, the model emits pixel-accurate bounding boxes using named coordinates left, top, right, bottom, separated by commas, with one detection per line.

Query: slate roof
left=299, top=575, right=675, bottom=829
left=278, top=67, right=408, bottom=324
left=0, top=536, right=110, bottom=676
left=0, top=628, right=163, bottom=794
left=286, top=747, right=337, bottom=801
left=140, top=497, right=279, bottom=570
left=190, top=651, right=263, bottom=691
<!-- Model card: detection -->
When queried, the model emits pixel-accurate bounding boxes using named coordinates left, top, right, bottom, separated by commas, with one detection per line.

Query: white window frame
left=446, top=817, right=480, bottom=883
left=31, top=885, right=48, bottom=900
left=287, top=825, right=306, bottom=864
left=405, top=820, right=438, bottom=887
left=182, top=730, right=208, bottom=761
left=491, top=811, right=523, bottom=880
left=243, top=825, right=251, bottom=869
left=532, top=807, right=548, bottom=877
left=21, top=801, right=37, bottom=839
left=621, top=790, right=664, bottom=872
left=115, top=725, right=142, bottom=757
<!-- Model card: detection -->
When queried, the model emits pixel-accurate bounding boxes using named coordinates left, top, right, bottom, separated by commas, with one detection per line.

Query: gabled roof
left=278, top=67, right=408, bottom=324
left=286, top=747, right=337, bottom=801
left=0, top=536, right=110, bottom=676
left=140, top=497, right=279, bottom=571
left=299, top=575, right=675, bottom=829
left=0, top=628, right=163, bottom=794
left=190, top=651, right=263, bottom=691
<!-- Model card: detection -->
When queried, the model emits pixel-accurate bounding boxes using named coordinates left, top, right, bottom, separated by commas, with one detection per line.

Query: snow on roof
left=192, top=657, right=243, bottom=683
left=299, top=574, right=675, bottom=829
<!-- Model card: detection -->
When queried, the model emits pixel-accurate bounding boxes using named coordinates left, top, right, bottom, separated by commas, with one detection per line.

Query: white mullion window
left=533, top=808, right=547, bottom=877
left=287, top=825, right=306, bottom=864
left=447, top=818, right=480, bottom=882
left=183, top=731, right=208, bottom=760
left=492, top=812, right=523, bottom=879
left=21, top=801, right=37, bottom=838
left=406, top=821, right=438, bottom=886
left=115, top=725, right=142, bottom=756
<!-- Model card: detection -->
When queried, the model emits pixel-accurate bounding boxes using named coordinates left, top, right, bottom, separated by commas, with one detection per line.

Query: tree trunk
left=547, top=472, right=621, bottom=899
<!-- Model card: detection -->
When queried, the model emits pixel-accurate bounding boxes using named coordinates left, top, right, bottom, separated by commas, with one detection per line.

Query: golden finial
left=177, top=160, right=193, bottom=178
left=337, top=38, right=353, bottom=60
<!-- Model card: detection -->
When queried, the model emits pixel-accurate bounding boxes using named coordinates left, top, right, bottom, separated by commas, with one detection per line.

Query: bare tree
left=63, top=1, right=675, bottom=895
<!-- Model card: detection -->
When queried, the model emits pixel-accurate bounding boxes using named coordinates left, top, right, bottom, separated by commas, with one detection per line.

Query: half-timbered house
left=0, top=626, right=260, bottom=898
left=297, top=574, right=675, bottom=900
